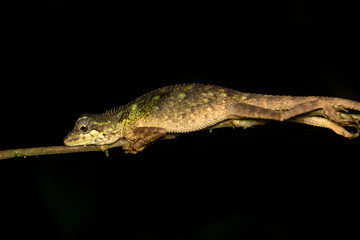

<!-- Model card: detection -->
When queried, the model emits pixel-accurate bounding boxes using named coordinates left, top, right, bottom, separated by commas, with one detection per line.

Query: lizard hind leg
left=228, top=100, right=358, bottom=125
left=227, top=101, right=360, bottom=138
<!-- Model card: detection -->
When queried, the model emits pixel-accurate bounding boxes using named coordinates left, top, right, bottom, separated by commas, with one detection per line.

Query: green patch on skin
left=152, top=95, right=160, bottom=100
left=131, top=104, right=137, bottom=111
left=178, top=92, right=186, bottom=99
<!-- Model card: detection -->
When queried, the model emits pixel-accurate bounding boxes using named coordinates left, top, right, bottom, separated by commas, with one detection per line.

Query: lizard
left=64, top=83, right=360, bottom=154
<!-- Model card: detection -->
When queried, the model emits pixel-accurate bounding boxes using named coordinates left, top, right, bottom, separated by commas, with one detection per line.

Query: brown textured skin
left=64, top=83, right=360, bottom=154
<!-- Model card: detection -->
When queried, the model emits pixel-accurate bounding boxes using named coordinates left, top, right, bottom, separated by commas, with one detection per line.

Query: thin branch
left=1, top=112, right=359, bottom=161
left=0, top=139, right=129, bottom=160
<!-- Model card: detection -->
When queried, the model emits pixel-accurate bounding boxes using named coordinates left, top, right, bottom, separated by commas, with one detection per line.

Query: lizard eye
left=79, top=125, right=88, bottom=132
left=76, top=116, right=93, bottom=132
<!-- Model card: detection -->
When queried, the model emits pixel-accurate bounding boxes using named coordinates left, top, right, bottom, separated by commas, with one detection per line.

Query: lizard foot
left=122, top=144, right=145, bottom=154
left=324, top=107, right=358, bottom=127
left=345, top=115, right=360, bottom=138
left=334, top=113, right=360, bottom=138
left=100, top=145, right=110, bottom=151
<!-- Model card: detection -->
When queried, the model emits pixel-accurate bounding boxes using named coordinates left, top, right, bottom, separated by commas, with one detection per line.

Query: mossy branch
left=0, top=139, right=129, bottom=160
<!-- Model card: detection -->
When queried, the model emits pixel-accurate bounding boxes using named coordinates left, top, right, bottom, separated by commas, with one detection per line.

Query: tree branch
left=1, top=111, right=359, bottom=161
left=0, top=139, right=129, bottom=160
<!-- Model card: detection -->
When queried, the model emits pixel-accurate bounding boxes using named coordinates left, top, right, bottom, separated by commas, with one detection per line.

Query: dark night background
left=1, top=1, right=360, bottom=239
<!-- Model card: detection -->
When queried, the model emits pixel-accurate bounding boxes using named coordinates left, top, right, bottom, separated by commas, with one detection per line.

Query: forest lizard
left=64, top=84, right=360, bottom=154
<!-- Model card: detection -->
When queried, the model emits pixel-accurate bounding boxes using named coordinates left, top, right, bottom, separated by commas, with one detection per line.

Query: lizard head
left=64, top=114, right=120, bottom=146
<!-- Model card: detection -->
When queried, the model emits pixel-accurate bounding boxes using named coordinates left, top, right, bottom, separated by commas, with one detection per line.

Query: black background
left=1, top=1, right=360, bottom=239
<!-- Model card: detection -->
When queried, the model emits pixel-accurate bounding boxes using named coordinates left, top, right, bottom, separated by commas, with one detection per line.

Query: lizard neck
left=109, top=108, right=129, bottom=139
left=112, top=104, right=140, bottom=138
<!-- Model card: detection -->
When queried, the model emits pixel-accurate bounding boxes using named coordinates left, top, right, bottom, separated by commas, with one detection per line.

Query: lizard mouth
left=64, top=130, right=100, bottom=146
left=64, top=129, right=119, bottom=146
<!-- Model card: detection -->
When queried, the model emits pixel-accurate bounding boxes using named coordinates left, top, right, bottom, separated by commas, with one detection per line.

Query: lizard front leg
left=122, top=127, right=167, bottom=154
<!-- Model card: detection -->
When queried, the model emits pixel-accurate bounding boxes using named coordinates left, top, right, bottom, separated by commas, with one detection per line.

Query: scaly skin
left=64, top=83, right=360, bottom=154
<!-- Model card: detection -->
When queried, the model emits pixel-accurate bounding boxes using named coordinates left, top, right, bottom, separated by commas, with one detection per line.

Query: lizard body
left=64, top=83, right=360, bottom=153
